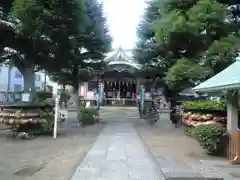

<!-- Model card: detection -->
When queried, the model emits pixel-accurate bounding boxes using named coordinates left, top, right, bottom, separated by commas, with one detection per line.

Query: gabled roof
left=104, top=46, right=142, bottom=70
left=193, top=56, right=240, bottom=93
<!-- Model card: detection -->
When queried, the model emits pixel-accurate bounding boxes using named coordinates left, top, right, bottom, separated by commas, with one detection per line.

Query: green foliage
left=60, top=90, right=71, bottom=101
left=36, top=91, right=52, bottom=102
left=14, top=116, right=54, bottom=137
left=202, top=32, right=240, bottom=74
left=186, top=0, right=230, bottom=35
left=1, top=0, right=111, bottom=98
left=12, top=0, right=44, bottom=36
left=48, top=0, right=111, bottom=87
left=135, top=0, right=239, bottom=107
left=78, top=107, right=98, bottom=126
left=165, top=58, right=211, bottom=90
left=38, top=117, right=54, bottom=134
left=190, top=124, right=226, bottom=155
left=184, top=126, right=194, bottom=136
left=165, top=0, right=198, bottom=12
left=155, top=10, right=187, bottom=42
left=183, top=100, right=226, bottom=110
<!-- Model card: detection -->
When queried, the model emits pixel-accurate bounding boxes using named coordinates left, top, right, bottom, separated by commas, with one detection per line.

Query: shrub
left=13, top=116, right=54, bottom=136
left=78, top=107, right=98, bottom=126
left=183, top=100, right=226, bottom=110
left=184, top=126, right=194, bottom=137
left=60, top=90, right=71, bottom=101
left=191, top=124, right=227, bottom=155
left=36, top=91, right=52, bottom=102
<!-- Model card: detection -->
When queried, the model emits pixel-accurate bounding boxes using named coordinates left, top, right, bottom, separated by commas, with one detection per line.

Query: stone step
left=155, top=156, right=223, bottom=180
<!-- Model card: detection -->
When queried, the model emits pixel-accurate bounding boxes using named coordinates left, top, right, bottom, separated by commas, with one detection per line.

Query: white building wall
left=0, top=64, right=49, bottom=92
left=0, top=65, right=10, bottom=91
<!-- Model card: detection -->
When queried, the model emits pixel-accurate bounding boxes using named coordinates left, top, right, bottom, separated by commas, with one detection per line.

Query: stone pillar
left=227, top=90, right=239, bottom=131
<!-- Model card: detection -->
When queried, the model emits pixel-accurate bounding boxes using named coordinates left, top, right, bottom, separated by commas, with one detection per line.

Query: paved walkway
left=71, top=122, right=164, bottom=180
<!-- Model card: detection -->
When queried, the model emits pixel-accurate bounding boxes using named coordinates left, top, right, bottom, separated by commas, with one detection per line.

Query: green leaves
left=12, top=0, right=44, bottom=36
left=48, top=0, right=111, bottom=86
left=155, top=10, right=187, bottom=42
left=190, top=124, right=226, bottom=155
left=183, top=100, right=226, bottom=110
left=202, top=32, right=240, bottom=74
left=187, top=0, right=230, bottom=35
left=165, top=58, right=211, bottom=90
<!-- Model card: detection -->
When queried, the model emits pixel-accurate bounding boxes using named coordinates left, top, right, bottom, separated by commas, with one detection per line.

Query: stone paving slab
left=71, top=123, right=164, bottom=180
left=155, top=156, right=224, bottom=180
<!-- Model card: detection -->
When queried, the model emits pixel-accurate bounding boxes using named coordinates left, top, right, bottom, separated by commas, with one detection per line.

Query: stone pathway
left=71, top=122, right=164, bottom=180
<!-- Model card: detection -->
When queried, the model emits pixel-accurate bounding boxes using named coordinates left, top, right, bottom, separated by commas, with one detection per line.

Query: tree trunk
left=72, top=83, right=79, bottom=110
left=7, top=66, right=11, bottom=92
left=43, top=71, right=47, bottom=92
left=169, top=97, right=178, bottom=125
left=63, top=84, right=67, bottom=108
left=72, top=65, right=80, bottom=110
left=22, top=67, right=36, bottom=103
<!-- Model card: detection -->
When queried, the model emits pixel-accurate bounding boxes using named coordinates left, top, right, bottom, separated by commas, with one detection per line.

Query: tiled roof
left=104, top=46, right=141, bottom=69
left=193, top=56, right=240, bottom=92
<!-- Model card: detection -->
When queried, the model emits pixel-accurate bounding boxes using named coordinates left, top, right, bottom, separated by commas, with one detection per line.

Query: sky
left=102, top=0, right=147, bottom=49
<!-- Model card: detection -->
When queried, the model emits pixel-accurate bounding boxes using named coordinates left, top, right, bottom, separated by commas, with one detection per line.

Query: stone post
left=227, top=90, right=239, bottom=131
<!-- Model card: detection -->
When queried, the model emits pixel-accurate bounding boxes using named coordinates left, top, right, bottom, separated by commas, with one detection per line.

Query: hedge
left=186, top=124, right=228, bottom=156
left=183, top=100, right=226, bottom=111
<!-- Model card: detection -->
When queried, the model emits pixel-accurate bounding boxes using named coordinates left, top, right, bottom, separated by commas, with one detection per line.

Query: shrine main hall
left=79, top=47, right=150, bottom=105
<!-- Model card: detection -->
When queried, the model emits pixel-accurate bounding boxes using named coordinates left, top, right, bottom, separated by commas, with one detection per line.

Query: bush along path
left=182, top=100, right=229, bottom=157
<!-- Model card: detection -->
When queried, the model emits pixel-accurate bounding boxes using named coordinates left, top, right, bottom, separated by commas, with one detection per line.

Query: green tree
left=0, top=0, right=85, bottom=102
left=48, top=0, right=111, bottom=108
left=135, top=0, right=240, bottom=115
left=155, top=0, right=239, bottom=88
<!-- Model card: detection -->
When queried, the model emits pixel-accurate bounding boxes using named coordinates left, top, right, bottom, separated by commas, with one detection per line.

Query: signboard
left=22, top=93, right=30, bottom=102
left=86, top=91, right=95, bottom=100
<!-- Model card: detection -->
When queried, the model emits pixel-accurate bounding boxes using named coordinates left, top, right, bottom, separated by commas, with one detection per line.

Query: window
left=35, top=74, right=41, bottom=81
left=14, top=84, right=22, bottom=91
left=15, top=70, right=22, bottom=78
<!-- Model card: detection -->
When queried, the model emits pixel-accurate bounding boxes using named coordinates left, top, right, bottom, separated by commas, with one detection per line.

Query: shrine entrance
left=81, top=47, right=142, bottom=106
left=101, top=70, right=137, bottom=106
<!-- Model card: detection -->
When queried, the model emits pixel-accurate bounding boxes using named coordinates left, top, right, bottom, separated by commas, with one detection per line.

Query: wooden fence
left=227, top=131, right=240, bottom=164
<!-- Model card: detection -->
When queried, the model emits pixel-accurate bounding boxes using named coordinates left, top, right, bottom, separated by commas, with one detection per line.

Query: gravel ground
left=0, top=112, right=104, bottom=180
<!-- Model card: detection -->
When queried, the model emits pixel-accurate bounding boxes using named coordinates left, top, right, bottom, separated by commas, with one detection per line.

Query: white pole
left=53, top=83, right=59, bottom=139
left=53, top=94, right=59, bottom=139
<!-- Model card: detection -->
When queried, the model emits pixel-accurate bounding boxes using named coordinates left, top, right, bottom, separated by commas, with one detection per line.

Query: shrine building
left=79, top=47, right=149, bottom=105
